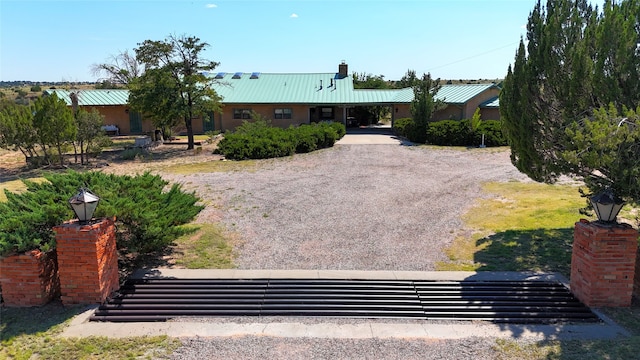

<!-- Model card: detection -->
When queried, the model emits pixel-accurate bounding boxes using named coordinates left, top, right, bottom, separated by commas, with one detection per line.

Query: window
left=321, top=107, right=334, bottom=119
left=233, top=109, right=252, bottom=120
left=274, top=108, right=292, bottom=119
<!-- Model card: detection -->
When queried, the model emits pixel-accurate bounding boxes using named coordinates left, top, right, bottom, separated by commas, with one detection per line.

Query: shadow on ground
left=0, top=301, right=87, bottom=342
left=474, top=228, right=574, bottom=276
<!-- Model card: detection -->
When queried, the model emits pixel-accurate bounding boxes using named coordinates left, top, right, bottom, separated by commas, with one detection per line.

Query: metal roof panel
left=434, top=83, right=498, bottom=104
left=44, top=89, right=129, bottom=106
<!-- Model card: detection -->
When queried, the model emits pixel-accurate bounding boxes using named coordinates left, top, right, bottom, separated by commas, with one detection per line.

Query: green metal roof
left=44, top=89, right=129, bottom=106
left=212, top=72, right=364, bottom=104
left=434, top=83, right=499, bottom=104
left=480, top=96, right=500, bottom=108
left=42, top=79, right=498, bottom=107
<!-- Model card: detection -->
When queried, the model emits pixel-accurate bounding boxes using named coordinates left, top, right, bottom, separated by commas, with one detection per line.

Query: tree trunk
left=185, top=115, right=194, bottom=150
left=56, top=143, right=64, bottom=167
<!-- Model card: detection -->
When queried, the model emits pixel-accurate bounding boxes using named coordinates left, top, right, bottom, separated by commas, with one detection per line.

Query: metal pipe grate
left=90, top=279, right=599, bottom=323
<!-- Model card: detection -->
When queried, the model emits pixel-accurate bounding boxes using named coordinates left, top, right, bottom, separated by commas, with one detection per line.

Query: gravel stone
left=170, top=336, right=499, bottom=360
left=165, top=144, right=529, bottom=271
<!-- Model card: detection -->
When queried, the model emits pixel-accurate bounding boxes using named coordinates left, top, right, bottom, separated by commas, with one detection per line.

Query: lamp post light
left=68, top=188, right=100, bottom=224
left=590, top=189, right=624, bottom=224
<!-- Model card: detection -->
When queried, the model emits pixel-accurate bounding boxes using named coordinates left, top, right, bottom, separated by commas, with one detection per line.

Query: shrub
left=393, top=117, right=430, bottom=143
left=216, top=121, right=344, bottom=160
left=426, top=119, right=473, bottom=146
left=424, top=119, right=507, bottom=147
left=474, top=120, right=507, bottom=147
left=30, top=85, right=42, bottom=92
left=0, top=171, right=203, bottom=256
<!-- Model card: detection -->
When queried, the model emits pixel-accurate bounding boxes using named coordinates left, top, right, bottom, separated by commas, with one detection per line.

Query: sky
left=0, top=0, right=606, bottom=82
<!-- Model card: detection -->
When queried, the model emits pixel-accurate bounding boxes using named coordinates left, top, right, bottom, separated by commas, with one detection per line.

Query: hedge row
left=0, top=171, right=203, bottom=257
left=217, top=120, right=346, bottom=160
left=393, top=118, right=507, bottom=147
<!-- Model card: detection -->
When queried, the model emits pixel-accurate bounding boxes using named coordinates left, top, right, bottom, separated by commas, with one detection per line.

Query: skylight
left=250, top=72, right=261, bottom=79
left=214, top=72, right=226, bottom=79
left=232, top=72, right=243, bottom=79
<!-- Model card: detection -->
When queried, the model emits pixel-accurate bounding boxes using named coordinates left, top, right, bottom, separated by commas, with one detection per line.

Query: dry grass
left=0, top=177, right=47, bottom=202
left=162, top=159, right=257, bottom=174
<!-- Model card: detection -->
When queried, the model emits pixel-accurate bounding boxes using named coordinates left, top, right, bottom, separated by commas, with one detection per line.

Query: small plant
left=119, top=147, right=148, bottom=160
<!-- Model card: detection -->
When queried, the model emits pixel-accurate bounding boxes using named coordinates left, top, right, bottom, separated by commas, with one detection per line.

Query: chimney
left=338, top=61, right=348, bottom=79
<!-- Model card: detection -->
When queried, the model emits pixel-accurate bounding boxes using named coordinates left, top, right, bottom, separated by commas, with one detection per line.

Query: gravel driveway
left=161, top=143, right=535, bottom=359
left=166, top=144, right=529, bottom=271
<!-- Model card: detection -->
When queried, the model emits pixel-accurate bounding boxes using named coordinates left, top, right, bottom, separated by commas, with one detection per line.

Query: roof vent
left=250, top=72, right=261, bottom=79
left=232, top=72, right=243, bottom=79
left=214, top=72, right=226, bottom=79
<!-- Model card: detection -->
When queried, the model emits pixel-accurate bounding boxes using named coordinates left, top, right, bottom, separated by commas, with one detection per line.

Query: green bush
left=216, top=121, right=345, bottom=160
left=474, top=120, right=507, bottom=147
left=424, top=119, right=507, bottom=147
left=426, top=119, right=473, bottom=146
left=0, top=171, right=203, bottom=256
left=393, top=117, right=427, bottom=143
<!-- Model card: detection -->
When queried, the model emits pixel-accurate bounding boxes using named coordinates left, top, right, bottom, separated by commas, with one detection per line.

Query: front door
left=129, top=111, right=142, bottom=134
left=203, top=112, right=215, bottom=132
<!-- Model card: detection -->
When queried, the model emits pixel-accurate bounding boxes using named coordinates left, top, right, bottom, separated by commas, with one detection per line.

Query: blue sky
left=0, top=0, right=605, bottom=82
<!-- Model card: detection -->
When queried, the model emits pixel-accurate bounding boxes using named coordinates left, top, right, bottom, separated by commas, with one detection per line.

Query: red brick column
left=571, top=219, right=638, bottom=307
left=54, top=218, right=119, bottom=305
left=0, top=250, right=59, bottom=306
left=635, top=247, right=640, bottom=299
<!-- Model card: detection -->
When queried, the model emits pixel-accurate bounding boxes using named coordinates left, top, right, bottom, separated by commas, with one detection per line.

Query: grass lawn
left=439, top=180, right=640, bottom=359
left=171, top=223, right=237, bottom=268
left=0, top=303, right=180, bottom=359
left=438, top=181, right=589, bottom=274
left=0, top=178, right=47, bottom=202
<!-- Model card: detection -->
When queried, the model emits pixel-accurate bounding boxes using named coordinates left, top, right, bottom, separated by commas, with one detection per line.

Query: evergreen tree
left=410, top=73, right=444, bottom=143
left=501, top=0, right=640, bottom=204
left=0, top=100, right=38, bottom=161
left=32, top=93, right=76, bottom=166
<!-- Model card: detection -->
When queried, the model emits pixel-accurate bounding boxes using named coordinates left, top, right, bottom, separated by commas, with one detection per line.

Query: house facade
left=46, top=63, right=500, bottom=135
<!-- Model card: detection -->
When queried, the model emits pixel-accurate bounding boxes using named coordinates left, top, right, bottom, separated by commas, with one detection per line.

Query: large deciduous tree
left=91, top=50, right=143, bottom=86
left=501, top=0, right=640, bottom=205
left=129, top=34, right=221, bottom=149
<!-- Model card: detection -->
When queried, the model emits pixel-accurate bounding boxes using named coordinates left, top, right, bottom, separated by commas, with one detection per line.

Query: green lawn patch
left=172, top=223, right=237, bottom=269
left=0, top=302, right=180, bottom=359
left=438, top=182, right=586, bottom=275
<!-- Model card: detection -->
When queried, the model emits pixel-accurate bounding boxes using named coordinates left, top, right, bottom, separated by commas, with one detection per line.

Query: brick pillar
left=0, top=250, right=59, bottom=306
left=635, top=247, right=640, bottom=299
left=54, top=218, right=119, bottom=305
left=571, top=219, right=638, bottom=307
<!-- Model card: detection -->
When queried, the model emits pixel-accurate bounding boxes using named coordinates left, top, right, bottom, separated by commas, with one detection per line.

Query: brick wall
left=571, top=220, right=638, bottom=307
left=54, top=218, right=119, bottom=305
left=0, top=250, right=59, bottom=306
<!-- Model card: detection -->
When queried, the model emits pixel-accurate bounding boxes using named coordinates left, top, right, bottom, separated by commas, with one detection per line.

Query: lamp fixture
left=590, top=189, right=624, bottom=223
left=69, top=188, right=100, bottom=224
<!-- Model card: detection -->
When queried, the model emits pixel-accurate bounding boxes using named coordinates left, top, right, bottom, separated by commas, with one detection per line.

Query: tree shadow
left=0, top=301, right=88, bottom=342
left=475, top=228, right=574, bottom=276
left=472, top=228, right=640, bottom=358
